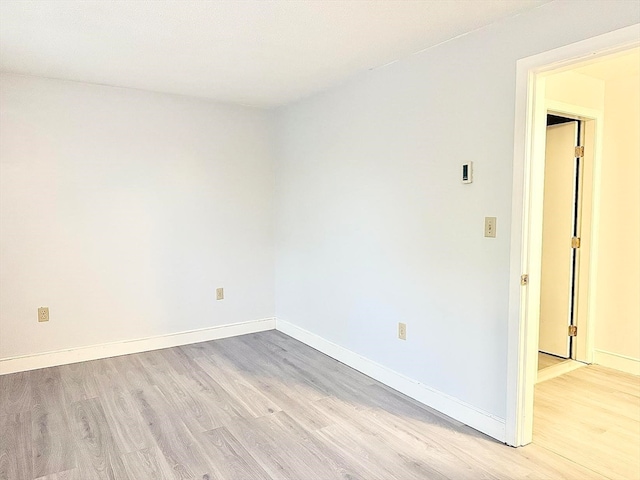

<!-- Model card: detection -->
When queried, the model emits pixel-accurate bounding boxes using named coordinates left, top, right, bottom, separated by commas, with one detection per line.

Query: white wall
left=0, top=74, right=275, bottom=360
left=595, top=72, right=640, bottom=366
left=545, top=70, right=605, bottom=110
left=274, top=0, right=640, bottom=421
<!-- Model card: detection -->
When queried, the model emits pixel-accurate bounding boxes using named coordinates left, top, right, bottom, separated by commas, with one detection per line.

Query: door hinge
left=575, top=146, right=584, bottom=158
left=520, top=274, right=529, bottom=286
left=568, top=325, right=578, bottom=337
left=571, top=236, right=581, bottom=248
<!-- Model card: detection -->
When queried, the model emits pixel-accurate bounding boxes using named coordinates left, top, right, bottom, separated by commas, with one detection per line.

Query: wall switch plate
left=462, top=162, right=473, bottom=184
left=484, top=217, right=497, bottom=238
left=216, top=288, right=224, bottom=300
left=38, top=307, right=49, bottom=322
left=398, top=322, right=407, bottom=340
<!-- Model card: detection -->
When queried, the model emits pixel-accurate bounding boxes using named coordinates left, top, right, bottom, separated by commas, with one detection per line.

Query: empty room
left=1, top=1, right=638, bottom=479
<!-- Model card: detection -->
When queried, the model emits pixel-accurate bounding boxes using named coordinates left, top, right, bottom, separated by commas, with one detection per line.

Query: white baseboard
left=594, top=349, right=640, bottom=376
left=276, top=318, right=506, bottom=443
left=0, top=318, right=276, bottom=375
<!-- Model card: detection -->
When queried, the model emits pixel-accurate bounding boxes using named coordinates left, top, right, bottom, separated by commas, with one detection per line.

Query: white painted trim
left=536, top=360, right=585, bottom=384
left=545, top=100, right=601, bottom=121
left=276, top=318, right=506, bottom=442
left=594, top=350, right=640, bottom=376
left=0, top=318, right=276, bottom=375
left=507, top=24, right=640, bottom=447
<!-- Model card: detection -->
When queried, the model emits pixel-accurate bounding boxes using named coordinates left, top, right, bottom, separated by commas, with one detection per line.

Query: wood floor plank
left=0, top=412, right=32, bottom=480
left=572, top=365, right=640, bottom=396
left=30, top=369, right=76, bottom=478
left=193, top=354, right=282, bottom=419
left=198, top=426, right=271, bottom=480
left=233, top=374, right=332, bottom=433
left=511, top=443, right=608, bottom=480
left=176, top=340, right=217, bottom=359
left=311, top=396, right=453, bottom=480
left=136, top=352, right=235, bottom=435
left=360, top=400, right=603, bottom=480
left=354, top=402, right=513, bottom=478
left=224, top=411, right=360, bottom=480
left=256, top=332, right=375, bottom=399
left=228, top=334, right=330, bottom=396
left=538, top=352, right=567, bottom=370
left=58, top=362, right=99, bottom=405
left=131, top=384, right=212, bottom=480
left=170, top=358, right=254, bottom=423
left=215, top=335, right=330, bottom=404
left=341, top=407, right=501, bottom=480
left=69, top=398, right=130, bottom=480
left=0, top=371, right=31, bottom=415
left=108, top=353, right=155, bottom=392
left=534, top=365, right=640, bottom=480
left=314, top=421, right=446, bottom=480
left=90, top=358, right=153, bottom=455
left=121, top=447, right=175, bottom=480
left=298, top=429, right=388, bottom=480
left=34, top=469, right=79, bottom=480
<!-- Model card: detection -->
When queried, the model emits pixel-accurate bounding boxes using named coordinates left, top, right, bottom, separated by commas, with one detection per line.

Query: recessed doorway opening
left=506, top=25, right=640, bottom=470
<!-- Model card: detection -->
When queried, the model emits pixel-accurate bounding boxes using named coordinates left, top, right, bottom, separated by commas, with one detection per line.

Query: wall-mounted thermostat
left=462, top=162, right=473, bottom=184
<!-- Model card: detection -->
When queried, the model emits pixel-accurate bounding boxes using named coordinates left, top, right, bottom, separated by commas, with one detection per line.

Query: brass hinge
left=571, top=236, right=581, bottom=248
left=575, top=146, right=584, bottom=158
left=520, top=274, right=529, bottom=286
left=568, top=325, right=578, bottom=337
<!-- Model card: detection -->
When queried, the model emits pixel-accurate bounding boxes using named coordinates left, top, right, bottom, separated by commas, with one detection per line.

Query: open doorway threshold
left=536, top=352, right=585, bottom=383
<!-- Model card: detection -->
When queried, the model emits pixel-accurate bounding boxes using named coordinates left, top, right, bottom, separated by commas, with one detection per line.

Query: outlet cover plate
left=38, top=307, right=49, bottom=322
left=398, top=322, right=407, bottom=340
left=484, top=217, right=497, bottom=238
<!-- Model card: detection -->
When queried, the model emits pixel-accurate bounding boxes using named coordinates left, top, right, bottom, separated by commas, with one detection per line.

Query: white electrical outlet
left=38, top=307, right=49, bottom=322
left=398, top=322, right=407, bottom=340
left=216, top=288, right=224, bottom=300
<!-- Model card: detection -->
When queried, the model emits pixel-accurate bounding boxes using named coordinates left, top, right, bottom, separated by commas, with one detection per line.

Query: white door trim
left=505, top=23, right=640, bottom=448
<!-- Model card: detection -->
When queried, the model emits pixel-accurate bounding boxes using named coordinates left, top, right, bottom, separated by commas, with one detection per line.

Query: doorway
left=506, top=24, right=640, bottom=449
left=536, top=110, right=598, bottom=383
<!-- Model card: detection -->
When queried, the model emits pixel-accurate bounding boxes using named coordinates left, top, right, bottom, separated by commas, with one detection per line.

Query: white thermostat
left=462, top=162, right=473, bottom=184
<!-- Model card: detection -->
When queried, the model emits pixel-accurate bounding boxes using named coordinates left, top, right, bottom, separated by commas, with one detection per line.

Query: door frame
left=505, top=23, right=640, bottom=447
left=543, top=101, right=602, bottom=364
left=538, top=116, right=580, bottom=360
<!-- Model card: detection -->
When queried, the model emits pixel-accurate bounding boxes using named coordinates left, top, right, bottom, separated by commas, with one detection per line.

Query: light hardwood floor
left=0, top=330, right=633, bottom=479
left=534, top=364, right=640, bottom=480
left=538, top=352, right=568, bottom=370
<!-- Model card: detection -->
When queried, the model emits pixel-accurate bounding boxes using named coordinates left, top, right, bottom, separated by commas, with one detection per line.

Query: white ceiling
left=0, top=0, right=549, bottom=107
